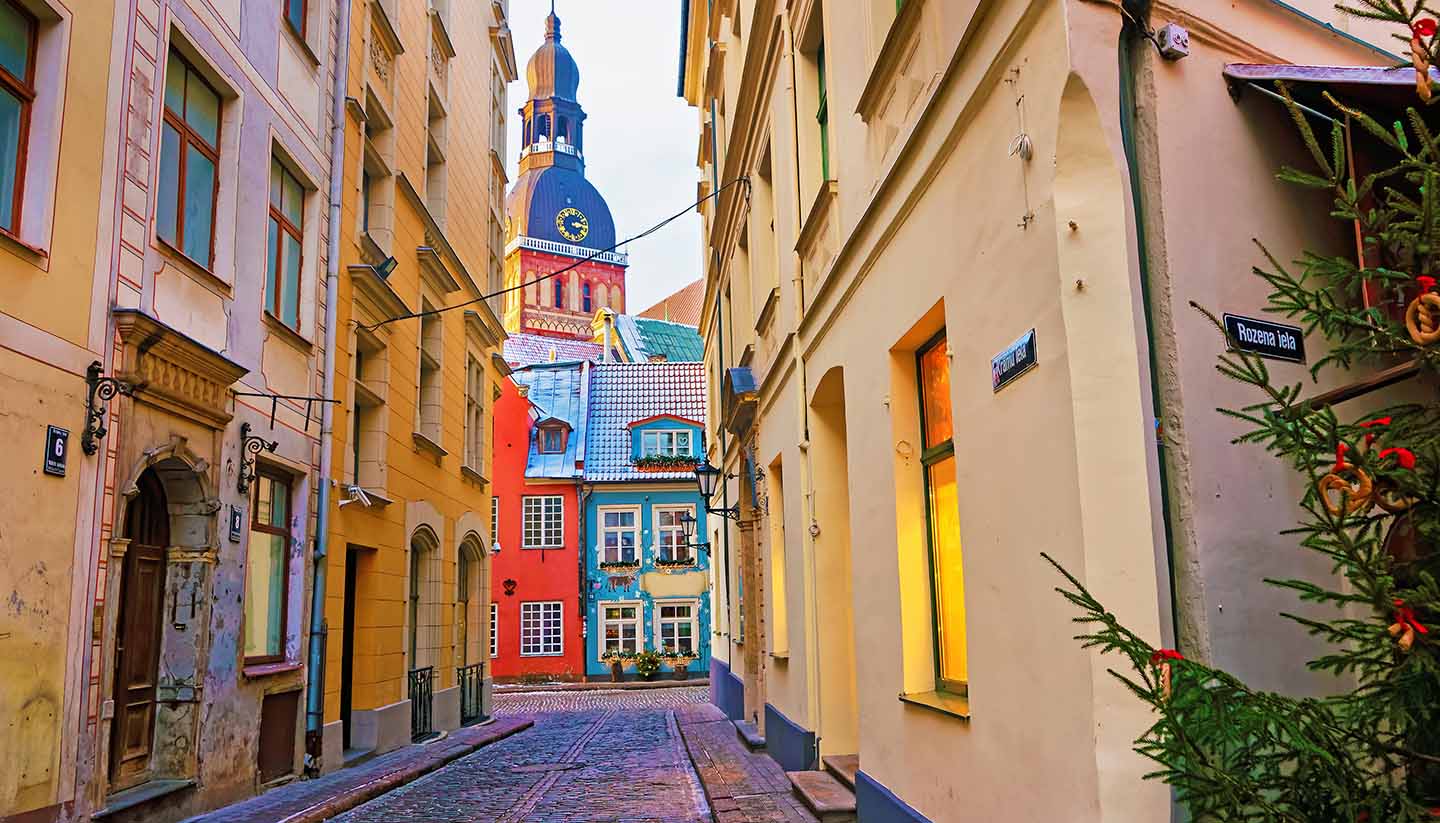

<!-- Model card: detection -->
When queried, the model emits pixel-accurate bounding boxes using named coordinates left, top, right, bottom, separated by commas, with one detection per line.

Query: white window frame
left=654, top=504, right=694, bottom=563
left=522, top=495, right=563, bottom=548
left=491, top=496, right=499, bottom=545
left=490, top=602, right=498, bottom=658
left=597, top=505, right=640, bottom=564
left=655, top=599, right=699, bottom=655
left=639, top=429, right=693, bottom=458
left=519, top=600, right=563, bottom=656
left=600, top=600, right=643, bottom=660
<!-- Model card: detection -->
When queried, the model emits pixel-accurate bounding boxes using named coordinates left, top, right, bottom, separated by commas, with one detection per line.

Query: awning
left=1224, top=63, right=1440, bottom=114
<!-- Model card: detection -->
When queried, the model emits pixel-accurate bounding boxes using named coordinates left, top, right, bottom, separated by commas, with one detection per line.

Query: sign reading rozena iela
left=992, top=329, right=1037, bottom=393
left=1222, top=313, right=1306, bottom=364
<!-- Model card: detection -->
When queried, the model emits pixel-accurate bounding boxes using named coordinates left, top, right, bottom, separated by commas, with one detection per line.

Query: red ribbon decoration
left=1334, top=442, right=1350, bottom=472
left=1415, top=18, right=1438, bottom=37
left=1420, top=275, right=1437, bottom=292
left=1380, top=447, right=1417, bottom=469
left=1395, top=600, right=1429, bottom=636
left=1359, top=417, right=1391, bottom=446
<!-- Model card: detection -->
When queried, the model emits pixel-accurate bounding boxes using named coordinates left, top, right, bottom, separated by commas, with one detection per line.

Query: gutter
left=306, top=0, right=351, bottom=770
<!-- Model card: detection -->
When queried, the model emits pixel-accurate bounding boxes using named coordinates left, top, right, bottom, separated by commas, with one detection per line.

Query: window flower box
left=599, top=560, right=641, bottom=575
left=632, top=455, right=701, bottom=472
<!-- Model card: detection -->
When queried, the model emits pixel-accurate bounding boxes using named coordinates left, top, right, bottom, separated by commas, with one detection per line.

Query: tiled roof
left=503, top=332, right=605, bottom=368
left=636, top=279, right=704, bottom=326
left=584, top=362, right=707, bottom=482
left=512, top=363, right=588, bottom=479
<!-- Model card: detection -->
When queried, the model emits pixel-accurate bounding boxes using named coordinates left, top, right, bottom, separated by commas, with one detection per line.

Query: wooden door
left=109, top=469, right=169, bottom=789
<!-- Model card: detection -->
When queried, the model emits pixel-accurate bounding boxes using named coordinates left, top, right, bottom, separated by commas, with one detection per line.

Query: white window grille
left=520, top=601, right=563, bottom=656
left=522, top=495, right=563, bottom=548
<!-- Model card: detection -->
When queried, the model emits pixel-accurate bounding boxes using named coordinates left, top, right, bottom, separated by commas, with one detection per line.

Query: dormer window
left=537, top=421, right=568, bottom=454
left=641, top=430, right=692, bottom=458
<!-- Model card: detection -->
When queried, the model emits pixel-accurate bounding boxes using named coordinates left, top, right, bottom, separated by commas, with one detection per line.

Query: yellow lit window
left=918, top=333, right=967, bottom=692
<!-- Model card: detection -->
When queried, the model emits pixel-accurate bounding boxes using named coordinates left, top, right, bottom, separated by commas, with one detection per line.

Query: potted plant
left=654, top=555, right=697, bottom=571
left=633, top=454, right=702, bottom=473
left=601, top=650, right=630, bottom=682
left=633, top=649, right=663, bottom=681
left=663, top=648, right=696, bottom=680
left=599, top=559, right=642, bottom=576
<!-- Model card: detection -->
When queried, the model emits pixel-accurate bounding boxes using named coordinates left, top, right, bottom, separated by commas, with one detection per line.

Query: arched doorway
left=407, top=528, right=439, bottom=740
left=456, top=535, right=486, bottom=725
left=109, top=468, right=169, bottom=789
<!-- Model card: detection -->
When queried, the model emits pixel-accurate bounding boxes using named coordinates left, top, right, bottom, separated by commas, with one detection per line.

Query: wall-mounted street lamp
left=237, top=422, right=279, bottom=495
left=82, top=361, right=144, bottom=456
left=679, top=511, right=709, bottom=556
left=693, top=458, right=739, bottom=521
left=372, top=255, right=398, bottom=281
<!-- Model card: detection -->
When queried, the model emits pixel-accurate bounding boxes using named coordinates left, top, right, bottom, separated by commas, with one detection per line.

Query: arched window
left=553, top=278, right=565, bottom=308
left=536, top=114, right=550, bottom=141
left=582, top=283, right=592, bottom=312
left=522, top=117, right=530, bottom=146
left=557, top=116, right=569, bottom=144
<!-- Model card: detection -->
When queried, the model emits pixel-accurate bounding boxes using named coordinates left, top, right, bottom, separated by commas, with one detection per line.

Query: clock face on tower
left=555, top=207, right=589, bottom=243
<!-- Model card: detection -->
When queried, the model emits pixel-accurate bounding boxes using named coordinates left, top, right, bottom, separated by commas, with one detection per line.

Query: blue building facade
left=582, top=363, right=711, bottom=679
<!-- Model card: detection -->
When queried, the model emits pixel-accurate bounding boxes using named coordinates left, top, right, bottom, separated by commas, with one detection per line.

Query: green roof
left=632, top=317, right=703, bottom=362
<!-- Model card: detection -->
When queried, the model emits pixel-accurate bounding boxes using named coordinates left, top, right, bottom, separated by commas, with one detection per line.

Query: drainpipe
left=306, top=0, right=351, bottom=770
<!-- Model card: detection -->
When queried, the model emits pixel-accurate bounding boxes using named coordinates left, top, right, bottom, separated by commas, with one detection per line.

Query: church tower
left=503, top=8, right=627, bottom=340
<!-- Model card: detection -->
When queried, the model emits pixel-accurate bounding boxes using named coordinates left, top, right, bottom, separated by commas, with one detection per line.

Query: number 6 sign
left=44, top=425, right=69, bottom=477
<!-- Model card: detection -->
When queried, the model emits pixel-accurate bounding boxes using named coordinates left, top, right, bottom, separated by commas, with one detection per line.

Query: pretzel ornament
left=1407, top=275, right=1440, bottom=345
left=1373, top=479, right=1417, bottom=514
left=1318, top=443, right=1373, bottom=516
left=1319, top=468, right=1375, bottom=516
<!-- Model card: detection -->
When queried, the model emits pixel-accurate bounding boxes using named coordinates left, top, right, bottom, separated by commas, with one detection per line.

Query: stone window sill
left=0, top=225, right=48, bottom=261
left=264, top=311, right=315, bottom=353
left=412, top=430, right=448, bottom=459
left=899, top=689, right=970, bottom=720
left=243, top=660, right=302, bottom=679
left=95, top=779, right=196, bottom=819
left=157, top=238, right=232, bottom=296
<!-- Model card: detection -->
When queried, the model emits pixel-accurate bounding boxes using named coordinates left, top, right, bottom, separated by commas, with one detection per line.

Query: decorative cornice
left=111, top=310, right=248, bottom=430
left=857, top=0, right=928, bottom=120
left=418, top=245, right=462, bottom=295
left=349, top=263, right=411, bottom=320
left=398, top=173, right=484, bottom=297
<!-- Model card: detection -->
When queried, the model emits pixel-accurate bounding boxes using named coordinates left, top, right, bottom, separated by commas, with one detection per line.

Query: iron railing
left=458, top=662, right=486, bottom=726
left=408, top=666, right=434, bottom=742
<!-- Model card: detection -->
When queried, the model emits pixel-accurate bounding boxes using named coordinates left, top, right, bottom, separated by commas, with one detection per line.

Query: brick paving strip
left=675, top=703, right=819, bottom=823
left=182, top=717, right=532, bottom=823
left=493, top=708, right=617, bottom=823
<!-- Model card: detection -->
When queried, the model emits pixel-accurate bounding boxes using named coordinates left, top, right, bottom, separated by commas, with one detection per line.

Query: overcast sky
left=504, top=0, right=702, bottom=314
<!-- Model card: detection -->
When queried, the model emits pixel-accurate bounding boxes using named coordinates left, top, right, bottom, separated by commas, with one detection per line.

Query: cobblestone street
left=331, top=687, right=713, bottom=822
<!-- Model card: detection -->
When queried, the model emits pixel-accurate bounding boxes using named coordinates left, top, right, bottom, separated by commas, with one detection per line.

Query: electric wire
left=358, top=175, right=752, bottom=332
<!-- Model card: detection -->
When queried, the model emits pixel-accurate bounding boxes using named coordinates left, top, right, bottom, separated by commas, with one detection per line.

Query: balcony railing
left=458, top=662, right=486, bottom=726
left=506, top=235, right=628, bottom=266
left=408, top=666, right=434, bottom=742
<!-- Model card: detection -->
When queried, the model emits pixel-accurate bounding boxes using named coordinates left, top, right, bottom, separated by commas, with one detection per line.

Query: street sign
left=992, top=330, right=1037, bottom=393
left=44, top=425, right=69, bottom=477
left=229, top=505, right=244, bottom=542
left=1223, top=314, right=1306, bottom=363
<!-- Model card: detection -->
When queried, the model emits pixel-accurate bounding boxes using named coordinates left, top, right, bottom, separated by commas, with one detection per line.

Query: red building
left=490, top=353, right=595, bottom=680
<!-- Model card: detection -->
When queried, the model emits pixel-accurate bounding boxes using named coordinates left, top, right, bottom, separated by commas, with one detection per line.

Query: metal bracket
left=237, top=422, right=279, bottom=495
left=82, top=361, right=143, bottom=456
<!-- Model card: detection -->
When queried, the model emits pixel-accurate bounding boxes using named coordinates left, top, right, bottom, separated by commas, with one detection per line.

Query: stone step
left=822, top=754, right=858, bottom=792
left=786, top=769, right=857, bottom=823
left=733, top=719, right=766, bottom=751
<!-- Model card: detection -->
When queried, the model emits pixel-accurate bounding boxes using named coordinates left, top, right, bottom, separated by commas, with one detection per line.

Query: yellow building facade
left=319, top=0, right=514, bottom=766
left=0, top=3, right=121, bottom=820
left=682, top=0, right=1406, bottom=820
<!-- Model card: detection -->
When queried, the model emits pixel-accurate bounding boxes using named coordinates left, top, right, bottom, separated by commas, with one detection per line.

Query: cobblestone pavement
left=332, top=687, right=712, bottom=822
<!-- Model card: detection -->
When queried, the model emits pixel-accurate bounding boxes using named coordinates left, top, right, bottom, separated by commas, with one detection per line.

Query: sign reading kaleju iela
left=1223, top=313, right=1306, bottom=364
left=992, top=330, right=1037, bottom=393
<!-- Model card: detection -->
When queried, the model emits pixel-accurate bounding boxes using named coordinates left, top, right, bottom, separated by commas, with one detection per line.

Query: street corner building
left=583, top=362, right=712, bottom=682
left=679, top=0, right=1423, bottom=821
left=0, top=0, right=516, bottom=821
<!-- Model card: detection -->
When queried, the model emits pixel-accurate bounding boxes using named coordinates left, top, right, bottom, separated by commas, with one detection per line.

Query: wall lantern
left=679, top=511, right=709, bottom=555
left=693, top=458, right=739, bottom=521
left=237, top=422, right=279, bottom=495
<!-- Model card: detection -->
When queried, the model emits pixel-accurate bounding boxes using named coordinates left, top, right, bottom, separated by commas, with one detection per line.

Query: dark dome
left=507, top=165, right=617, bottom=251
left=526, top=13, right=579, bottom=102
